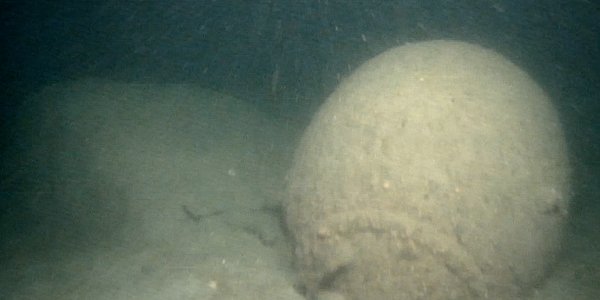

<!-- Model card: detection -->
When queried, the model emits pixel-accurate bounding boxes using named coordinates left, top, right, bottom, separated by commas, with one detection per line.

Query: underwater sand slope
left=1, top=79, right=301, bottom=299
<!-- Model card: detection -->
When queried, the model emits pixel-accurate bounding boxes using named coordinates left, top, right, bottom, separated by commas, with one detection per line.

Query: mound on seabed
left=285, top=40, right=571, bottom=300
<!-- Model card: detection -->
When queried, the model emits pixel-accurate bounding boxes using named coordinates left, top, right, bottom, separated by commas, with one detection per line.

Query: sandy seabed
left=0, top=80, right=597, bottom=299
